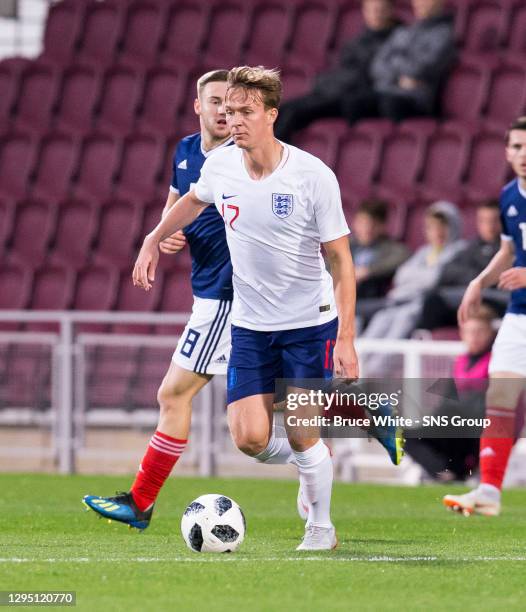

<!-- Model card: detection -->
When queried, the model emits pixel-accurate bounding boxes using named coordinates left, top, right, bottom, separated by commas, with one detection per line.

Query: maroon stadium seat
left=441, top=58, right=492, bottom=123
left=87, top=345, right=139, bottom=409
left=461, top=1, right=507, bottom=53
left=280, top=66, right=313, bottom=103
left=0, top=198, right=14, bottom=256
left=73, top=133, right=120, bottom=202
left=485, top=60, right=526, bottom=129
left=244, top=1, right=293, bottom=67
left=285, top=1, right=336, bottom=70
left=93, top=200, right=142, bottom=269
left=119, top=0, right=167, bottom=68
left=12, top=62, right=59, bottom=134
left=464, top=131, right=510, bottom=200
left=130, top=346, right=173, bottom=408
left=332, top=2, right=364, bottom=54
left=47, top=200, right=98, bottom=269
left=336, top=129, right=382, bottom=200
left=112, top=270, right=163, bottom=333
left=136, top=67, right=185, bottom=135
left=508, top=3, right=526, bottom=54
left=0, top=264, right=32, bottom=309
left=202, top=1, right=250, bottom=67
left=76, top=0, right=124, bottom=68
left=0, top=133, right=36, bottom=200
left=72, top=264, right=119, bottom=333
left=160, top=2, right=210, bottom=68
left=115, top=134, right=163, bottom=200
left=159, top=270, right=193, bottom=312
left=40, top=0, right=84, bottom=66
left=293, top=126, right=338, bottom=168
left=26, top=265, right=75, bottom=331
left=0, top=263, right=32, bottom=331
left=377, top=131, right=425, bottom=194
left=418, top=124, right=470, bottom=195
left=54, top=64, right=101, bottom=134
left=0, top=62, right=18, bottom=132
left=31, top=132, right=78, bottom=201
left=8, top=199, right=56, bottom=265
left=3, top=344, right=51, bottom=409
left=404, top=204, right=428, bottom=250
left=96, top=65, right=143, bottom=135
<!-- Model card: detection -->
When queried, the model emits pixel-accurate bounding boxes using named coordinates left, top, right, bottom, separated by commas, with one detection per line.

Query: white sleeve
left=193, top=157, right=215, bottom=204
left=313, top=165, right=350, bottom=243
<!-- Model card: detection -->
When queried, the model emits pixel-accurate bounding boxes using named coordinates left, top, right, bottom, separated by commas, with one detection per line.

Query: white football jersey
left=194, top=142, right=350, bottom=331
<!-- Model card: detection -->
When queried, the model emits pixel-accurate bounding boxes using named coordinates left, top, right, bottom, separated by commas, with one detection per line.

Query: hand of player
left=498, top=267, right=526, bottom=291
left=159, top=230, right=186, bottom=254
left=333, top=337, right=359, bottom=381
left=132, top=235, right=159, bottom=291
left=457, top=279, right=482, bottom=325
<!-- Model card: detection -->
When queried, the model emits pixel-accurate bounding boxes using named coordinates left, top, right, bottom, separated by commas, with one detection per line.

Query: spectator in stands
left=418, top=200, right=507, bottom=330
left=405, top=306, right=497, bottom=482
left=275, top=0, right=399, bottom=142
left=348, top=199, right=410, bottom=329
left=342, top=0, right=456, bottom=123
left=361, top=201, right=465, bottom=373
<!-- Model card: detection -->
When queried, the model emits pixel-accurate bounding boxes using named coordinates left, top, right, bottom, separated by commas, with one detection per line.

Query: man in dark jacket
left=342, top=0, right=456, bottom=123
left=418, top=200, right=508, bottom=329
left=275, top=0, right=399, bottom=142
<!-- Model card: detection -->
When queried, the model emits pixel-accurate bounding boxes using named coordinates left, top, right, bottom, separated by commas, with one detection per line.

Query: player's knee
left=157, top=380, right=190, bottom=414
left=230, top=427, right=267, bottom=457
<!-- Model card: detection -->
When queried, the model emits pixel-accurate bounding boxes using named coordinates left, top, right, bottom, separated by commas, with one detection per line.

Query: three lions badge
left=272, top=193, right=294, bottom=219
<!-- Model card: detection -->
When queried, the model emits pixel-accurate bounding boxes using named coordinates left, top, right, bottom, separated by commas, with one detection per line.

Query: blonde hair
left=196, top=69, right=229, bottom=96
left=227, top=66, right=282, bottom=109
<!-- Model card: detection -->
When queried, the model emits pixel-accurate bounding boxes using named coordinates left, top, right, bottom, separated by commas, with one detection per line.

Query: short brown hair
left=356, top=199, right=389, bottom=224
left=197, top=69, right=229, bottom=96
left=476, top=199, right=499, bottom=212
left=468, top=303, right=498, bottom=324
left=227, top=66, right=282, bottom=109
left=505, top=116, right=526, bottom=144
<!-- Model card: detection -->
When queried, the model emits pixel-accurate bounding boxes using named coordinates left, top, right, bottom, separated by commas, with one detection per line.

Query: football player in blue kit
left=444, top=116, right=526, bottom=516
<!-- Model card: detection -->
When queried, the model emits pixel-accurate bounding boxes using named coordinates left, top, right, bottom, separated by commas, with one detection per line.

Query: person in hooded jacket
left=342, top=0, right=456, bottom=123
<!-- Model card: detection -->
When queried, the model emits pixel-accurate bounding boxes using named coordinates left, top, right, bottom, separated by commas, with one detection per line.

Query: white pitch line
left=1, top=556, right=526, bottom=563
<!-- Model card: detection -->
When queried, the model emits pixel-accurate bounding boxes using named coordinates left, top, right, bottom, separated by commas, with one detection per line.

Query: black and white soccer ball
left=181, top=494, right=246, bottom=553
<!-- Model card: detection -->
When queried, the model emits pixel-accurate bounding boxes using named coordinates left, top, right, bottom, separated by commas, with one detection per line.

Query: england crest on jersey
left=272, top=193, right=294, bottom=218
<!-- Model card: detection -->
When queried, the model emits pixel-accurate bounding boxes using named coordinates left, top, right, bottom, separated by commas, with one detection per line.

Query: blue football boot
left=366, top=401, right=405, bottom=466
left=82, top=491, right=153, bottom=530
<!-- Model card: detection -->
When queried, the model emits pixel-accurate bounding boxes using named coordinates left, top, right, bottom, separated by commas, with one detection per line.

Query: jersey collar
left=201, top=136, right=233, bottom=158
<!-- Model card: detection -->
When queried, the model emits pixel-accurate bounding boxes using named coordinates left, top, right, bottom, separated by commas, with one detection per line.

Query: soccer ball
left=181, top=494, right=246, bottom=553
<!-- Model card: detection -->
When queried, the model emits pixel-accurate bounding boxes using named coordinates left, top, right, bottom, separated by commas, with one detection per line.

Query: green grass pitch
left=1, top=474, right=526, bottom=611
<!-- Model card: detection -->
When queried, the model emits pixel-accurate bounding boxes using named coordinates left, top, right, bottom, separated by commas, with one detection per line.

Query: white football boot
left=296, top=525, right=338, bottom=551
left=443, top=488, right=501, bottom=516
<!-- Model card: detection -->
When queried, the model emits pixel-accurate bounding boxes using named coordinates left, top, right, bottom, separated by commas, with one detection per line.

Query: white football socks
left=292, top=439, right=333, bottom=528
left=254, top=424, right=294, bottom=465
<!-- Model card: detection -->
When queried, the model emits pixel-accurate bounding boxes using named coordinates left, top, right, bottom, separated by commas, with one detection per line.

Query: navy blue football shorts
left=226, top=317, right=338, bottom=405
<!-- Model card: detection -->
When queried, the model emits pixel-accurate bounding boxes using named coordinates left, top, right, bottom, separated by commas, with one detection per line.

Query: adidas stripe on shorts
left=172, top=296, right=232, bottom=375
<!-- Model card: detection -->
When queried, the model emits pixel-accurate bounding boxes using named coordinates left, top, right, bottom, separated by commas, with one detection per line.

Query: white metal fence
left=1, top=310, right=524, bottom=486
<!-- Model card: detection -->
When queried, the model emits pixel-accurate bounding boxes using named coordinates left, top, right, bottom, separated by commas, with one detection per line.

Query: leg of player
left=443, top=373, right=524, bottom=516
left=83, top=363, right=211, bottom=529
left=284, top=391, right=336, bottom=551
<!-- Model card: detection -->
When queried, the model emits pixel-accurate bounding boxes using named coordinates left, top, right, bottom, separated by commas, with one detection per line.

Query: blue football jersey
left=500, top=178, right=526, bottom=314
left=171, top=133, right=233, bottom=301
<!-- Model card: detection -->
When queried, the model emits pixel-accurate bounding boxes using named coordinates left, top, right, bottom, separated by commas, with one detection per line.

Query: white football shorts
left=488, top=313, right=526, bottom=377
left=172, top=296, right=232, bottom=375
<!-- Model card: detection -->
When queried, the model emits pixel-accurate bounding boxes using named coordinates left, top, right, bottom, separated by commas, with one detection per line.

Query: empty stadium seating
left=0, top=0, right=525, bottom=333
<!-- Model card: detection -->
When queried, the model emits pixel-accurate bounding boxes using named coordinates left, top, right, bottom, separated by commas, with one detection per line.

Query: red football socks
left=479, top=406, right=515, bottom=490
left=131, top=430, right=187, bottom=511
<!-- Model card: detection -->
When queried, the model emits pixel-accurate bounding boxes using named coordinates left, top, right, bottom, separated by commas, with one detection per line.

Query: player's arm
left=159, top=191, right=185, bottom=254
left=133, top=190, right=209, bottom=290
left=324, top=236, right=359, bottom=380
left=458, top=238, right=515, bottom=324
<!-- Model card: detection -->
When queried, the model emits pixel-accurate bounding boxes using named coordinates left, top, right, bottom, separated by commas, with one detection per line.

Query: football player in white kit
left=443, top=117, right=526, bottom=516
left=133, top=66, right=359, bottom=550
left=83, top=70, right=306, bottom=531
